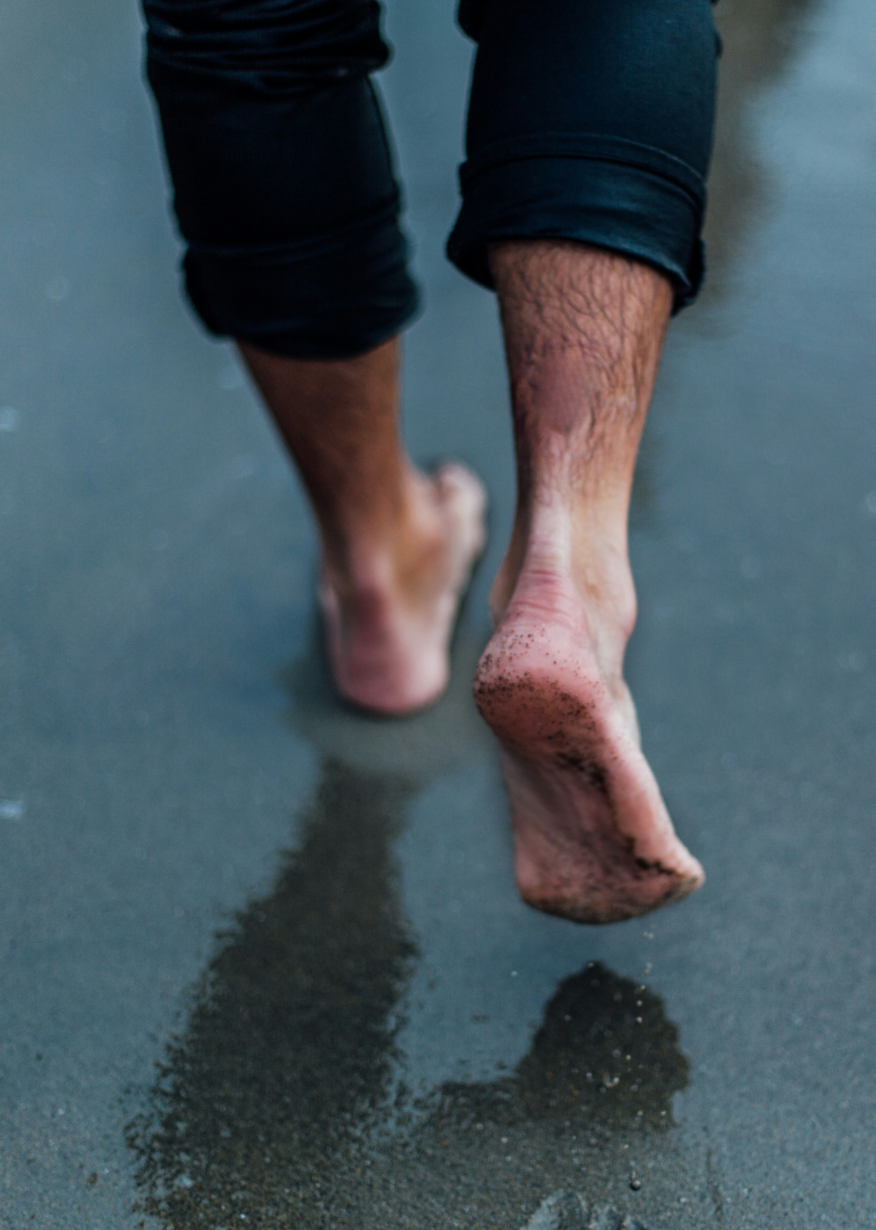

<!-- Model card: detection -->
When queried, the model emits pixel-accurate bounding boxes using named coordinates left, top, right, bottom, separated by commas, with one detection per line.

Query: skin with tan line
left=477, top=239, right=704, bottom=923
left=239, top=238, right=703, bottom=923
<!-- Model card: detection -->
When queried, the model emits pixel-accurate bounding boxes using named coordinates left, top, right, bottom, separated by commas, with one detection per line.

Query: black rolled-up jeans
left=142, top=0, right=719, bottom=360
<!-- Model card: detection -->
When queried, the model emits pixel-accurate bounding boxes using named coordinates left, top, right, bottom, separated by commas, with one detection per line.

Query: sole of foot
left=474, top=577, right=703, bottom=924
left=321, top=462, right=487, bottom=716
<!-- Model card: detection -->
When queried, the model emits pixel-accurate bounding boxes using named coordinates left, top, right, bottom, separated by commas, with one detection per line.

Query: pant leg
left=142, top=0, right=419, bottom=358
left=449, top=0, right=719, bottom=310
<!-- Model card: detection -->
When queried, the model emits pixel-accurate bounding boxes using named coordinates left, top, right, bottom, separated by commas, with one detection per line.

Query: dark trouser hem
left=447, top=144, right=705, bottom=311
left=185, top=202, right=420, bottom=361
left=144, top=29, right=418, bottom=359
left=142, top=0, right=717, bottom=349
left=453, top=0, right=718, bottom=311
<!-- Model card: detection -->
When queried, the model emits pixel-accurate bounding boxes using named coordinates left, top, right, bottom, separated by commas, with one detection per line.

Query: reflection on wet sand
left=397, top=965, right=690, bottom=1228
left=431, top=963, right=688, bottom=1135
left=127, top=744, right=691, bottom=1229
left=127, top=757, right=419, bottom=1229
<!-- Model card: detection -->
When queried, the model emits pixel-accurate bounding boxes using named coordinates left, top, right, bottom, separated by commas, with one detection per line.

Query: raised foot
left=320, top=463, right=487, bottom=715
left=474, top=586, right=703, bottom=924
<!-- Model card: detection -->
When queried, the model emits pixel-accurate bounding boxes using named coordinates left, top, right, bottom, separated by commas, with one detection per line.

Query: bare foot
left=475, top=545, right=703, bottom=924
left=320, top=463, right=487, bottom=715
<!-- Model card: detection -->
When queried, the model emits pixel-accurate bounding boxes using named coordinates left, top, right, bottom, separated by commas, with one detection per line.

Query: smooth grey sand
left=1, top=0, right=875, bottom=1226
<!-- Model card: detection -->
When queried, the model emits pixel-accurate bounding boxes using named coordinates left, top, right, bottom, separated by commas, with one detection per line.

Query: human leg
left=240, top=338, right=485, bottom=713
left=449, top=0, right=718, bottom=921
left=475, top=239, right=703, bottom=923
left=142, top=0, right=486, bottom=712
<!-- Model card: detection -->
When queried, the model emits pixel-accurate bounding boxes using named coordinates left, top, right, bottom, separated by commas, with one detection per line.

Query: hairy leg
left=476, top=240, right=703, bottom=923
left=240, top=337, right=486, bottom=714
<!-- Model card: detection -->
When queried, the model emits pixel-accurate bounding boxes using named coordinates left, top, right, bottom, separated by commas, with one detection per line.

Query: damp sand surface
left=2, top=0, right=876, bottom=1227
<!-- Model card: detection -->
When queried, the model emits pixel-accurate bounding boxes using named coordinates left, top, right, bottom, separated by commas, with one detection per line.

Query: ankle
left=320, top=469, right=448, bottom=602
left=492, top=500, right=637, bottom=656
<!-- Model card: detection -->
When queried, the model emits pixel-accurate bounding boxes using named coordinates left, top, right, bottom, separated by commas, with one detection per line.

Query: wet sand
left=1, top=0, right=875, bottom=1226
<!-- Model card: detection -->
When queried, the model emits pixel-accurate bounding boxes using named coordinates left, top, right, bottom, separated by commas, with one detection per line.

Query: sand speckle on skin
left=475, top=633, right=699, bottom=924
